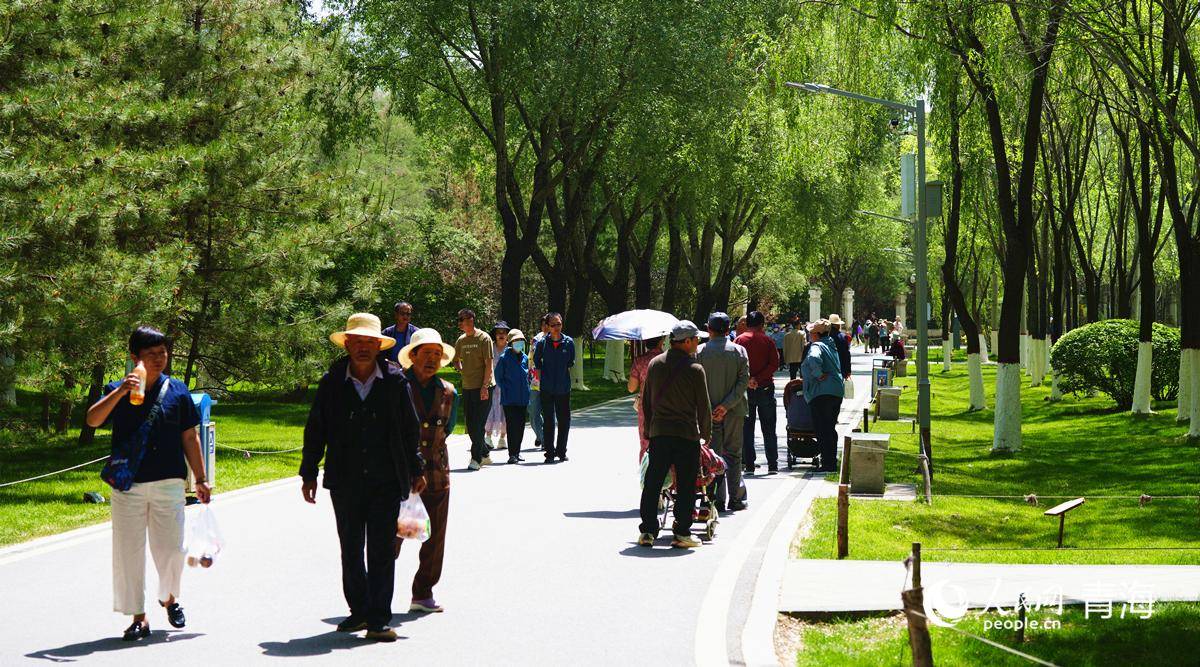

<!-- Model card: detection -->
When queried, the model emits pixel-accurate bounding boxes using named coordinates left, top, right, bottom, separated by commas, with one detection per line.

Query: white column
left=895, top=293, right=907, bottom=326
left=808, top=288, right=822, bottom=323
left=842, top=288, right=855, bottom=327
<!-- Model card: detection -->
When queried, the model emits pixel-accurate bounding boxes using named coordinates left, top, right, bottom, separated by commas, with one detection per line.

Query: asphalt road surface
left=1, top=352, right=874, bottom=666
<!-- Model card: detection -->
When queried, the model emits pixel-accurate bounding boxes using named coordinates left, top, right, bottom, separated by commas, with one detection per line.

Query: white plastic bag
left=844, top=380, right=855, bottom=400
left=185, top=505, right=224, bottom=568
left=395, top=495, right=431, bottom=542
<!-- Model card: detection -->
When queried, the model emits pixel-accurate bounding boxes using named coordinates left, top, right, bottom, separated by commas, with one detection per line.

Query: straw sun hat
left=397, top=328, right=456, bottom=369
left=329, top=313, right=395, bottom=351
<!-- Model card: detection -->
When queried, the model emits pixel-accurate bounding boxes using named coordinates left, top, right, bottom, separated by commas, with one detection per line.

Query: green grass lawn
left=791, top=602, right=1200, bottom=667
left=797, top=363, right=1200, bottom=565
left=0, top=349, right=629, bottom=547
left=791, top=362, right=1200, bottom=665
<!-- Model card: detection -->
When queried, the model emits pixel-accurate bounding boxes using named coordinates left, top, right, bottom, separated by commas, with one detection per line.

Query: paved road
left=1, top=351, right=875, bottom=666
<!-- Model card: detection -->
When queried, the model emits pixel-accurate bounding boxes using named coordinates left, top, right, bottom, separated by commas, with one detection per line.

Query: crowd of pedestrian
left=90, top=298, right=908, bottom=640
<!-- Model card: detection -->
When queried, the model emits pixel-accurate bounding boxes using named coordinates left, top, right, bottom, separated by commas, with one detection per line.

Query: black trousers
left=742, top=387, right=778, bottom=468
left=540, top=392, right=571, bottom=457
left=809, top=395, right=842, bottom=469
left=502, top=405, right=527, bottom=458
left=463, top=388, right=493, bottom=463
left=330, top=479, right=403, bottom=629
left=788, top=362, right=802, bottom=380
left=639, top=436, right=701, bottom=537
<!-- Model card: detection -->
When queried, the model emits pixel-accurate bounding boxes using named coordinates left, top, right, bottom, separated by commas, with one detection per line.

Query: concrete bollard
left=849, top=433, right=891, bottom=494
left=877, top=387, right=902, bottom=420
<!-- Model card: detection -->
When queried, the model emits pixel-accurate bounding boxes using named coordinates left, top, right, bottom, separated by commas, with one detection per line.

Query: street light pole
left=914, top=100, right=932, bottom=467
left=786, top=82, right=932, bottom=468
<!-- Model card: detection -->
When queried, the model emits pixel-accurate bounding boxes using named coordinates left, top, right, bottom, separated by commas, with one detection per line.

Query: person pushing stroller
left=636, top=321, right=712, bottom=549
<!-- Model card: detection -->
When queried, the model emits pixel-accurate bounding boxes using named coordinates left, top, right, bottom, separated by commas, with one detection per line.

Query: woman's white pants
left=111, top=478, right=185, bottom=615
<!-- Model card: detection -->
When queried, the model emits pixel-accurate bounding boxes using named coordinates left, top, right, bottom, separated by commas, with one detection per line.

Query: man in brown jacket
left=637, top=321, right=712, bottom=549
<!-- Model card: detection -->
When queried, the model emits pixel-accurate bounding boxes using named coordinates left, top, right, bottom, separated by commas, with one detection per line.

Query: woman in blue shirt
left=494, top=329, right=532, bottom=464
left=801, top=320, right=845, bottom=473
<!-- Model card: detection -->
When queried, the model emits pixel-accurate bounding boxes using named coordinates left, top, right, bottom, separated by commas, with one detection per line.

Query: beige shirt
left=455, top=329, right=494, bottom=390
left=783, top=329, right=807, bottom=364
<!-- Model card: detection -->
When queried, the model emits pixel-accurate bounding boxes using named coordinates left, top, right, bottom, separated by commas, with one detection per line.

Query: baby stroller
left=783, top=379, right=820, bottom=469
left=659, top=444, right=726, bottom=541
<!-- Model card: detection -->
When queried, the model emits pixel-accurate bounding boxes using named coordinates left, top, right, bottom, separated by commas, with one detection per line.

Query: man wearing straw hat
left=300, top=313, right=427, bottom=642
left=395, top=328, right=458, bottom=614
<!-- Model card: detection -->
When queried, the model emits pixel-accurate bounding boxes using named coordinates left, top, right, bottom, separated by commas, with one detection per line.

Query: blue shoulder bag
left=100, top=378, right=169, bottom=492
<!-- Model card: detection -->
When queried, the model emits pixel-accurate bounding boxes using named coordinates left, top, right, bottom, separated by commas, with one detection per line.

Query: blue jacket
left=533, top=334, right=575, bottom=395
left=494, top=349, right=532, bottom=407
left=801, top=336, right=845, bottom=402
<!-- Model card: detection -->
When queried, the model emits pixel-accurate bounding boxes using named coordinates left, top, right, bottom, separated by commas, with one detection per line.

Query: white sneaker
left=485, top=433, right=494, bottom=448
left=498, top=436, right=507, bottom=450
left=481, top=456, right=493, bottom=466
left=468, top=459, right=481, bottom=471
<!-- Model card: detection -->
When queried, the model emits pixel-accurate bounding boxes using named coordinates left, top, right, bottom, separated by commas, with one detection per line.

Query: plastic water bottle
left=130, top=361, right=147, bottom=405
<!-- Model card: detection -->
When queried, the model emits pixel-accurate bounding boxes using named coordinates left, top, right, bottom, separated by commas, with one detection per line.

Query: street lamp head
left=784, top=82, right=827, bottom=94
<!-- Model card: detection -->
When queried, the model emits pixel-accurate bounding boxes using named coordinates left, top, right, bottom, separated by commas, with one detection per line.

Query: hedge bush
left=1050, top=319, right=1180, bottom=409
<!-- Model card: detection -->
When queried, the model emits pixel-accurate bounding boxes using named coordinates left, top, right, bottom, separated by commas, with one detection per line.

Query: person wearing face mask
left=494, top=329, right=532, bottom=464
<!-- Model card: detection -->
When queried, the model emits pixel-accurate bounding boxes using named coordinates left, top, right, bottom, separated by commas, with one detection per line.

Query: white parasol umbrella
left=591, top=309, right=680, bottom=341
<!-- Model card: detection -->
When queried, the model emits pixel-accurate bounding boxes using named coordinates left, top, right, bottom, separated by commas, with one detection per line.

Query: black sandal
left=165, top=602, right=186, bottom=628
left=122, top=620, right=150, bottom=641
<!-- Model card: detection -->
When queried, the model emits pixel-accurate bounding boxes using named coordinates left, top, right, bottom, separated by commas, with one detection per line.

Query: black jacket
left=835, top=332, right=852, bottom=378
left=299, top=356, right=424, bottom=495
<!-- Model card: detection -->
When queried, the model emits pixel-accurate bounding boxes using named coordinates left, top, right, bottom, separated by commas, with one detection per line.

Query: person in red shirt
left=735, top=311, right=781, bottom=473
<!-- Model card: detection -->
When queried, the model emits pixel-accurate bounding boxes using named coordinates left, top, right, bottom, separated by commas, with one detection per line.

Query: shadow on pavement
left=27, top=631, right=203, bottom=661
left=260, top=630, right=405, bottom=657
left=618, top=545, right=695, bottom=558
left=563, top=509, right=640, bottom=520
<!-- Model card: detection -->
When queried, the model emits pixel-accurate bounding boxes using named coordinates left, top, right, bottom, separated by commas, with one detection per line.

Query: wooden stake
left=1017, top=593, right=1027, bottom=644
left=863, top=406, right=870, bottom=432
left=837, top=483, right=849, bottom=559
left=902, top=587, right=934, bottom=667
left=840, top=435, right=851, bottom=485
left=919, top=455, right=933, bottom=505
left=911, top=542, right=922, bottom=589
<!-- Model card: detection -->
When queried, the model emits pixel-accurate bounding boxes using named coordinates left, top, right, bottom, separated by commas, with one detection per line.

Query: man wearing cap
left=300, top=313, right=426, bottom=642
left=801, top=319, right=845, bottom=473
left=697, top=313, right=751, bottom=511
left=735, top=310, right=781, bottom=474
left=381, top=301, right=418, bottom=365
left=637, top=321, right=712, bottom=549
left=394, top=328, right=458, bottom=614
left=829, top=314, right=853, bottom=382
left=453, top=309, right=494, bottom=470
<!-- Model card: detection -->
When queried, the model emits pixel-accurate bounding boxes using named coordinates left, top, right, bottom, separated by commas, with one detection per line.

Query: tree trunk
left=661, top=205, right=683, bottom=313
left=77, top=363, right=106, bottom=447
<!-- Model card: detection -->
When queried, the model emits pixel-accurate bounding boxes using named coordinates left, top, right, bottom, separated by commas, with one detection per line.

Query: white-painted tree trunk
left=602, top=340, right=626, bottom=382
left=979, top=334, right=990, bottom=363
left=990, top=331, right=999, bottom=358
left=570, top=359, right=588, bottom=390
left=1031, top=338, right=1048, bottom=387
left=1048, top=368, right=1063, bottom=401
left=1020, top=333, right=1030, bottom=373
left=1178, top=351, right=1193, bottom=423
left=967, top=352, right=986, bottom=410
left=1189, top=349, right=1200, bottom=438
left=1130, top=341, right=1153, bottom=414
left=942, top=340, right=953, bottom=372
left=993, top=362, right=1022, bottom=452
